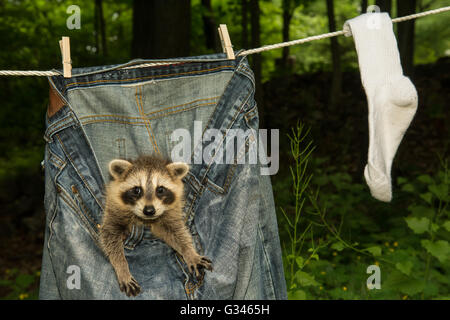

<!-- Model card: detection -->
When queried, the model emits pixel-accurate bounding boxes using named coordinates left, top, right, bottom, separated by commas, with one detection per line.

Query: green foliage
left=0, top=269, right=40, bottom=300
left=275, top=128, right=449, bottom=299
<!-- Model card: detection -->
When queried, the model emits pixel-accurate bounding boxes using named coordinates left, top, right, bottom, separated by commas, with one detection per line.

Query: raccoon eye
left=131, top=186, right=142, bottom=196
left=156, top=186, right=166, bottom=195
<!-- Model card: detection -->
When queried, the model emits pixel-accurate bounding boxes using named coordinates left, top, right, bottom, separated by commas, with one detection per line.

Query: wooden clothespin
left=59, top=36, right=72, bottom=78
left=218, top=24, right=235, bottom=60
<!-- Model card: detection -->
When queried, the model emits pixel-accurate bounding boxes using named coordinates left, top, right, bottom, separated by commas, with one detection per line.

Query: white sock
left=344, top=13, right=418, bottom=202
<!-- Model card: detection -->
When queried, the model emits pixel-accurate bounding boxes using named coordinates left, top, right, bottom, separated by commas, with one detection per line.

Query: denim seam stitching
left=45, top=113, right=76, bottom=141
left=78, top=97, right=219, bottom=122
left=65, top=65, right=234, bottom=89
left=238, top=65, right=256, bottom=86
left=79, top=101, right=217, bottom=124
left=244, top=105, right=258, bottom=122
left=135, top=85, right=160, bottom=155
left=57, top=187, right=100, bottom=245
left=222, top=162, right=238, bottom=192
left=55, top=134, right=103, bottom=210
left=47, top=149, right=65, bottom=170
left=204, top=178, right=224, bottom=195
left=81, top=119, right=148, bottom=126
left=47, top=163, right=66, bottom=253
left=200, top=89, right=252, bottom=191
left=138, top=85, right=160, bottom=154
left=257, top=223, right=277, bottom=299
left=144, top=98, right=218, bottom=117
left=189, top=68, right=239, bottom=164
left=72, top=188, right=100, bottom=234
left=45, top=113, right=72, bottom=133
left=174, top=253, right=195, bottom=300
left=49, top=157, right=63, bottom=170
left=185, top=174, right=201, bottom=191
left=185, top=192, right=199, bottom=223
left=45, top=186, right=64, bottom=299
left=204, top=89, right=252, bottom=170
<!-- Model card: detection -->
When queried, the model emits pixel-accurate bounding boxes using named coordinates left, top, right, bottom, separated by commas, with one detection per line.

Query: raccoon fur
left=100, top=155, right=212, bottom=297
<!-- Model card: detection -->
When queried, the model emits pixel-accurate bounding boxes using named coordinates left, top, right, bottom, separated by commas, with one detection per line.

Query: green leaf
left=397, top=177, right=408, bottom=185
left=443, top=221, right=450, bottom=232
left=331, top=241, right=345, bottom=252
left=310, top=253, right=319, bottom=261
left=408, top=205, right=435, bottom=218
left=405, top=217, right=430, bottom=234
left=295, top=256, right=304, bottom=269
left=0, top=279, right=12, bottom=286
left=288, top=289, right=306, bottom=300
left=395, top=261, right=413, bottom=276
left=423, top=282, right=439, bottom=298
left=295, top=271, right=319, bottom=287
left=401, top=183, right=415, bottom=193
left=15, top=274, right=35, bottom=288
left=421, top=240, right=450, bottom=263
left=431, top=223, right=440, bottom=233
left=417, top=174, right=433, bottom=185
left=428, top=184, right=448, bottom=201
left=384, top=271, right=425, bottom=296
left=364, top=246, right=382, bottom=256
left=393, top=279, right=425, bottom=296
left=419, top=192, right=433, bottom=205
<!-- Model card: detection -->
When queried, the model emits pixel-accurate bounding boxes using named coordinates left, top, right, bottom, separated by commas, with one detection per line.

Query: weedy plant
left=277, top=122, right=449, bottom=299
left=280, top=122, right=334, bottom=299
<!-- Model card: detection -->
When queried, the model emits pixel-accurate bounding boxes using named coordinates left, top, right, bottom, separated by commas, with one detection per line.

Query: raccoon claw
left=186, top=255, right=213, bottom=278
left=119, top=276, right=141, bottom=297
left=200, top=257, right=213, bottom=271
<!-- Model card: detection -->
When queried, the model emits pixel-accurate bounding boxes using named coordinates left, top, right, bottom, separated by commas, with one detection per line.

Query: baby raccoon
left=100, top=155, right=212, bottom=297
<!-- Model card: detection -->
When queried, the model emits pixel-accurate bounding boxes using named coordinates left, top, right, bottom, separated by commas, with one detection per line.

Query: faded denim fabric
left=40, top=53, right=287, bottom=299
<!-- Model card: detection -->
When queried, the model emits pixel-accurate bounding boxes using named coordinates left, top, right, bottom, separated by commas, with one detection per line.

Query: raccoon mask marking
left=108, top=158, right=183, bottom=222
left=100, top=155, right=212, bottom=297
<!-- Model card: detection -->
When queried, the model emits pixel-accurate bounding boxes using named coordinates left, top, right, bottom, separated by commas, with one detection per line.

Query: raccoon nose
left=143, top=205, right=155, bottom=216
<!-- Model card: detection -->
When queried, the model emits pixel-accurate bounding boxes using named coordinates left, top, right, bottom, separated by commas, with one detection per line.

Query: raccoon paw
left=186, top=255, right=213, bottom=278
left=118, top=275, right=141, bottom=297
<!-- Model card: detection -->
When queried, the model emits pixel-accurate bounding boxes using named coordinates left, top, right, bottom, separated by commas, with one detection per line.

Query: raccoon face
left=108, top=158, right=189, bottom=221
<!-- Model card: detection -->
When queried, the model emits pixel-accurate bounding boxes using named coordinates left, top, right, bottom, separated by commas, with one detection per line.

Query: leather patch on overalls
left=48, top=85, right=65, bottom=118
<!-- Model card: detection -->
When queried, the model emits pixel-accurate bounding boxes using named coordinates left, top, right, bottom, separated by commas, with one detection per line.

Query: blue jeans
left=40, top=53, right=287, bottom=299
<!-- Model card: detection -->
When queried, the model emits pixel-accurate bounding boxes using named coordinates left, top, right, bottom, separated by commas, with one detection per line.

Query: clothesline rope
left=0, top=5, right=449, bottom=77
left=237, top=5, right=450, bottom=56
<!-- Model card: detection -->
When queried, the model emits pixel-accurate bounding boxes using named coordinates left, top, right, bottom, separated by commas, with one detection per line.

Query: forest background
left=0, top=0, right=448, bottom=300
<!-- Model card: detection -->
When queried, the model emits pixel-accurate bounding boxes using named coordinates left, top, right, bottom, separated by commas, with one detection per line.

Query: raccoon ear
left=166, top=162, right=189, bottom=180
left=109, top=159, right=132, bottom=180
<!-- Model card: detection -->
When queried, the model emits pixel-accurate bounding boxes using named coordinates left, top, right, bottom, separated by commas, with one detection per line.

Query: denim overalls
left=40, top=53, right=287, bottom=299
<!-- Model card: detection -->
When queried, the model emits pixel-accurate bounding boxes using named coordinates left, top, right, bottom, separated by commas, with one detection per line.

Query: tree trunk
left=131, top=0, right=191, bottom=59
left=201, top=0, right=219, bottom=51
left=375, top=0, right=392, bottom=14
left=95, top=0, right=107, bottom=57
left=241, top=0, right=249, bottom=49
left=360, top=0, right=368, bottom=13
left=250, top=0, right=263, bottom=126
left=281, top=0, right=293, bottom=69
left=326, top=0, right=342, bottom=108
left=397, top=0, right=416, bottom=77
